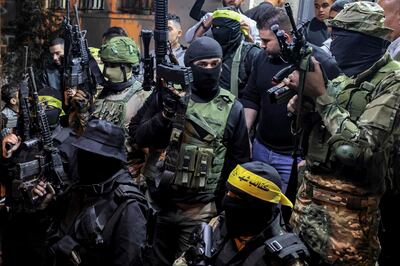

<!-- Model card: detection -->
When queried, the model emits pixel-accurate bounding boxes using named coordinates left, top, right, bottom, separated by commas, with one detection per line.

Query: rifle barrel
left=23, top=46, right=29, bottom=73
left=285, top=3, right=301, bottom=40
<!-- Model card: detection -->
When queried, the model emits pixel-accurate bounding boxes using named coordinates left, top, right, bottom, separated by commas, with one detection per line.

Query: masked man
left=129, top=36, right=250, bottom=265
left=285, top=2, right=400, bottom=265
left=174, top=161, right=309, bottom=266
left=1, top=87, right=77, bottom=266
left=46, top=119, right=149, bottom=266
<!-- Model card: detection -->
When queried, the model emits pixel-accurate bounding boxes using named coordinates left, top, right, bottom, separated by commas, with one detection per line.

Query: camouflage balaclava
left=328, top=1, right=392, bottom=76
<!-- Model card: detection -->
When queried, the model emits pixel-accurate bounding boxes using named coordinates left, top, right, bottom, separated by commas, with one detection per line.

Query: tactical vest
left=144, top=89, right=235, bottom=194
left=223, top=41, right=259, bottom=97
left=210, top=214, right=309, bottom=266
left=307, top=54, right=400, bottom=188
left=230, top=41, right=257, bottom=97
left=92, top=81, right=142, bottom=130
left=48, top=171, right=149, bottom=265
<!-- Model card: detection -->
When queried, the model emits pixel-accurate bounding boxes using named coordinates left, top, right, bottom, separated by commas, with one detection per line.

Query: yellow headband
left=38, top=95, right=65, bottom=116
left=212, top=9, right=241, bottom=23
left=227, top=165, right=293, bottom=208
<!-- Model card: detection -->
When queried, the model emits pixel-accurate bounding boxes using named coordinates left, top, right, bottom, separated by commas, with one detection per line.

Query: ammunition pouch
left=171, top=144, right=214, bottom=191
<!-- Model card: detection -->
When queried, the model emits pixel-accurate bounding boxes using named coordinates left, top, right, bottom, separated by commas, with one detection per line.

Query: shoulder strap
left=121, top=82, right=143, bottom=103
left=100, top=181, right=149, bottom=242
left=230, top=41, right=244, bottom=98
left=264, top=233, right=309, bottom=264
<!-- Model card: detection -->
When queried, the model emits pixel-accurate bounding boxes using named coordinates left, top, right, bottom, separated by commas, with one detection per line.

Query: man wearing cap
left=129, top=36, right=249, bottom=265
left=174, top=161, right=309, bottom=266
left=46, top=119, right=149, bottom=266
left=284, top=2, right=400, bottom=265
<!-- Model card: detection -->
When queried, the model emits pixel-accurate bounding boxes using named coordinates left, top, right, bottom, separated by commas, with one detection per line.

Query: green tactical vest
left=144, top=88, right=235, bottom=194
left=307, top=54, right=400, bottom=184
left=92, top=81, right=142, bottom=131
left=230, top=41, right=259, bottom=98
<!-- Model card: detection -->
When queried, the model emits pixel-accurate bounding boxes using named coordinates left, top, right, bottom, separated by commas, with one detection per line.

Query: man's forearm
left=244, top=108, right=258, bottom=132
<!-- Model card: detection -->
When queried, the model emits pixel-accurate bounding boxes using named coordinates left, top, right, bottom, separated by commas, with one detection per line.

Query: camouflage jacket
left=307, top=53, right=400, bottom=195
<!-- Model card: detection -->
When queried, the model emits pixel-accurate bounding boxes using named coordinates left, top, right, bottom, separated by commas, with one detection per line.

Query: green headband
left=212, top=9, right=241, bottom=22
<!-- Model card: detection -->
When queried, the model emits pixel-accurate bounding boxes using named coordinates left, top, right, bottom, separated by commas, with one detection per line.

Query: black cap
left=72, top=119, right=127, bottom=162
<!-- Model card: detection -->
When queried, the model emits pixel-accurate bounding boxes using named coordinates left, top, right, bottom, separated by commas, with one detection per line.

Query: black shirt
left=303, top=17, right=329, bottom=47
left=129, top=89, right=250, bottom=204
left=241, top=52, right=294, bottom=154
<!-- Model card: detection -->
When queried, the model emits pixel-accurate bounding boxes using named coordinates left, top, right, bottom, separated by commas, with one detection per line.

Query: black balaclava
left=330, top=28, right=387, bottom=77
left=77, top=149, right=122, bottom=185
left=38, top=87, right=63, bottom=130
left=212, top=17, right=242, bottom=54
left=184, top=37, right=223, bottom=100
left=222, top=161, right=284, bottom=237
left=45, top=108, right=61, bottom=129
left=222, top=195, right=276, bottom=237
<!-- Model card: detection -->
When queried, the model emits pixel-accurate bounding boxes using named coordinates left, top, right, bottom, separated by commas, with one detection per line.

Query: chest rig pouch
left=92, top=82, right=142, bottom=129
left=169, top=89, right=234, bottom=193
left=307, top=77, right=376, bottom=170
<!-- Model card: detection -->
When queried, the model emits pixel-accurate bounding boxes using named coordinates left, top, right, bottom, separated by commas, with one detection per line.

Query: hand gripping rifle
left=266, top=3, right=315, bottom=223
left=148, top=0, right=194, bottom=188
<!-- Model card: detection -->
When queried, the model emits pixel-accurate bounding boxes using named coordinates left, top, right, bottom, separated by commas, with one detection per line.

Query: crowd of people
left=0, top=0, right=399, bottom=265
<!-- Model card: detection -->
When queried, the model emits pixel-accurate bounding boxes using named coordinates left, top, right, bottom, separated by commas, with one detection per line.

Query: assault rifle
left=184, top=223, right=213, bottom=266
left=266, top=3, right=314, bottom=223
left=3, top=46, right=31, bottom=152
left=14, top=67, right=69, bottom=204
left=152, top=0, right=193, bottom=188
left=63, top=1, right=104, bottom=100
left=267, top=4, right=313, bottom=105
left=18, top=46, right=32, bottom=142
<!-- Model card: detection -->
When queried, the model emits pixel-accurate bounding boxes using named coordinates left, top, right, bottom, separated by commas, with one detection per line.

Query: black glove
left=162, top=90, right=181, bottom=119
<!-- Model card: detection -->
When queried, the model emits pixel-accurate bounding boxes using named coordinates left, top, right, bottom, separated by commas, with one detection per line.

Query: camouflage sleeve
left=315, top=78, right=400, bottom=167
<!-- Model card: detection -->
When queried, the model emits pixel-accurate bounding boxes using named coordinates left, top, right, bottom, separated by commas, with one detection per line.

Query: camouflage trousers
left=290, top=171, right=381, bottom=266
